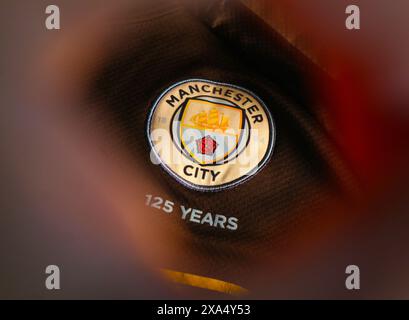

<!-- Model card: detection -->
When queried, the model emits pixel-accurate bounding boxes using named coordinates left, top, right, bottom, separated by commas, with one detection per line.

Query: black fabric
left=89, top=0, right=355, bottom=290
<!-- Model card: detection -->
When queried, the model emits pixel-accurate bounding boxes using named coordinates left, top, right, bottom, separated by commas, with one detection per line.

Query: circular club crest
left=147, top=79, right=275, bottom=191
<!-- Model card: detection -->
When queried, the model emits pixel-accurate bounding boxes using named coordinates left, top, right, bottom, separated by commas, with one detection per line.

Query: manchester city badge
left=147, top=79, right=275, bottom=191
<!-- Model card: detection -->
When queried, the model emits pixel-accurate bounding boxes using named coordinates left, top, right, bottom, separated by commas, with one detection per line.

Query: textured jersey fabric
left=89, top=0, right=355, bottom=295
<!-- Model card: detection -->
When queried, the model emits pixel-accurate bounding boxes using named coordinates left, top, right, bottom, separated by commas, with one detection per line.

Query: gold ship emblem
left=190, top=108, right=230, bottom=132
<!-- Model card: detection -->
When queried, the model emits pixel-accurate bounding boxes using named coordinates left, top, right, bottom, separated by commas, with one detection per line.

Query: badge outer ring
left=146, top=78, right=276, bottom=192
